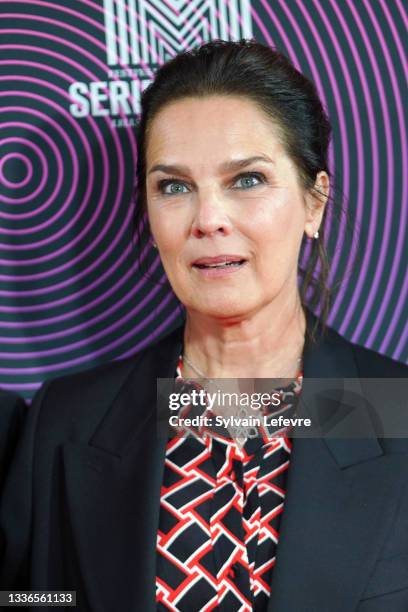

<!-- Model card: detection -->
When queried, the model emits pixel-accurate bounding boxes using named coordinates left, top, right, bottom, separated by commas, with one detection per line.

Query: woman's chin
left=188, top=298, right=256, bottom=322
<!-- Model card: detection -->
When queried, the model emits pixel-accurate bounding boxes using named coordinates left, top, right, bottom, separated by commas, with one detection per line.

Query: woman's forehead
left=145, top=95, right=287, bottom=169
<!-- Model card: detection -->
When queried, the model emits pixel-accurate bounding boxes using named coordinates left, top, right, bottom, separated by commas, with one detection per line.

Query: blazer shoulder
left=43, top=353, right=140, bottom=406
left=306, top=309, right=407, bottom=378
left=44, top=323, right=184, bottom=398
left=341, top=334, right=408, bottom=378
left=30, top=355, right=140, bottom=442
left=34, top=324, right=184, bottom=433
left=305, top=313, right=407, bottom=379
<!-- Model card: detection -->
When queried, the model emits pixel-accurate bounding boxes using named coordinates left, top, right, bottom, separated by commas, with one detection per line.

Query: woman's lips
left=192, top=257, right=247, bottom=277
left=192, top=255, right=246, bottom=267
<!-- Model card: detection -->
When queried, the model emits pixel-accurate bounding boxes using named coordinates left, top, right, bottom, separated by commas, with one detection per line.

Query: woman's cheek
left=239, top=198, right=290, bottom=240
left=150, top=210, right=183, bottom=248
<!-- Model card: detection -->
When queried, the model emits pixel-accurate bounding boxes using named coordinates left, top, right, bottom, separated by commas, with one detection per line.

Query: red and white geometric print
left=156, top=356, right=302, bottom=611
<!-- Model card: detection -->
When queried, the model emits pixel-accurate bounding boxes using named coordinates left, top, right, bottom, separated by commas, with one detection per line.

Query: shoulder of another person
left=0, top=390, right=26, bottom=459
left=0, top=389, right=26, bottom=421
left=0, top=390, right=27, bottom=482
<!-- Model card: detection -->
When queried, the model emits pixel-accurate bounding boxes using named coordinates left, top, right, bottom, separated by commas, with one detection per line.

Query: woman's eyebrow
left=219, top=155, right=275, bottom=172
left=148, top=163, right=190, bottom=176
left=148, top=156, right=274, bottom=177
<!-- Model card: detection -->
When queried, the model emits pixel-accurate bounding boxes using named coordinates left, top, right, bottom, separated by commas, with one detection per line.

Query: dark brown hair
left=135, top=39, right=337, bottom=340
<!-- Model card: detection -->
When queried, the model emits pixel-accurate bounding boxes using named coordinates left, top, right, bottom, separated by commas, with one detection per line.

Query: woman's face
left=145, top=95, right=326, bottom=320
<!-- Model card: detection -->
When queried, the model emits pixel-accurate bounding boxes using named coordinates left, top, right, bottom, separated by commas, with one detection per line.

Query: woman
left=1, top=40, right=408, bottom=612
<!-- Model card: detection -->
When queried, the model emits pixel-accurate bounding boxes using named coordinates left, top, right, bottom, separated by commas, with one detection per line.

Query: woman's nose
left=191, top=193, right=233, bottom=238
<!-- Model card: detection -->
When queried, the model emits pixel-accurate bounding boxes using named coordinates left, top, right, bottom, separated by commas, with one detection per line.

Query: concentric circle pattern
left=0, top=0, right=407, bottom=400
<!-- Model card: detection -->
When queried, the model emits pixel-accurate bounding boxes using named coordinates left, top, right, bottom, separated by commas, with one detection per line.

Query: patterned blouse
left=156, top=356, right=303, bottom=611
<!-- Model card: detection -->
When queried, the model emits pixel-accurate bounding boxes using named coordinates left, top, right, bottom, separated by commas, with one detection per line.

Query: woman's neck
left=182, top=297, right=307, bottom=380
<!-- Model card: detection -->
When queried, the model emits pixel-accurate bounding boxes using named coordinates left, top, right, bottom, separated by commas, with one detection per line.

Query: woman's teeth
left=195, top=260, right=244, bottom=269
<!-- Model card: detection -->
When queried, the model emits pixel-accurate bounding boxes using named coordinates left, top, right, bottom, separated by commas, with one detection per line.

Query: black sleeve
left=0, top=390, right=27, bottom=495
left=0, top=384, right=48, bottom=589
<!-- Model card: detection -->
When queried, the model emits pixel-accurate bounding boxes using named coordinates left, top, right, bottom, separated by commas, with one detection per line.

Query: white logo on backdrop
left=69, top=0, right=253, bottom=126
left=103, top=0, right=253, bottom=66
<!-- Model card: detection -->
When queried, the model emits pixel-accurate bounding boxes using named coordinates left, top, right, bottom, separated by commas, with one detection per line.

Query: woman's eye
left=232, top=173, right=265, bottom=189
left=159, top=180, right=189, bottom=195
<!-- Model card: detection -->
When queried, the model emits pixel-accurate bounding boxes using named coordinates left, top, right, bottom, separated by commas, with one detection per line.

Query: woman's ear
left=304, top=170, right=330, bottom=238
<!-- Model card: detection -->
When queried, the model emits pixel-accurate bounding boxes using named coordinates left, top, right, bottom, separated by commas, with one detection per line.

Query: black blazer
left=1, top=311, right=408, bottom=612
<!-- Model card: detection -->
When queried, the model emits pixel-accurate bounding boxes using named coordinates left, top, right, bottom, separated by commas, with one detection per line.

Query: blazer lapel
left=267, top=317, right=406, bottom=612
left=63, top=326, right=183, bottom=612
